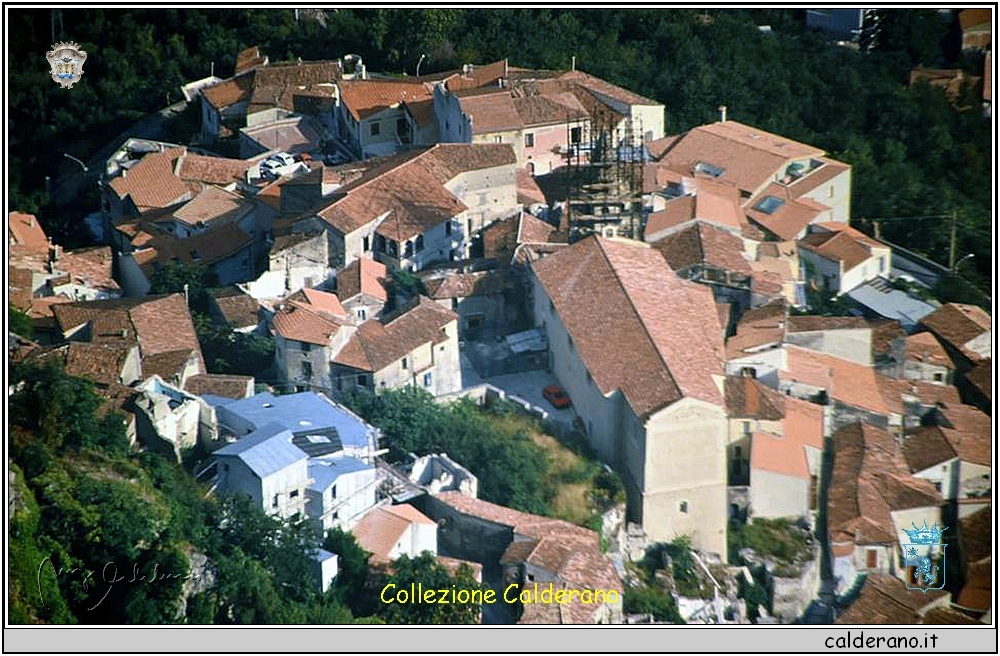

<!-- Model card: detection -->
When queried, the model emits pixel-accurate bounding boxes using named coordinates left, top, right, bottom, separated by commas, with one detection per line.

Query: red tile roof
left=8, top=212, right=49, bottom=261
left=835, top=574, right=947, bottom=624
left=783, top=345, right=898, bottom=416
left=920, top=303, right=992, bottom=363
left=183, top=373, right=254, bottom=399
left=725, top=300, right=787, bottom=360
left=210, top=287, right=261, bottom=329
left=652, top=222, right=751, bottom=275
left=336, top=257, right=389, bottom=303
left=513, top=92, right=588, bottom=127
left=965, top=358, right=991, bottom=402
left=829, top=422, right=940, bottom=546
left=751, top=431, right=810, bottom=479
left=458, top=90, right=524, bottom=133
left=317, top=144, right=515, bottom=241
left=725, top=375, right=785, bottom=420
left=138, top=222, right=254, bottom=276
left=334, top=298, right=456, bottom=372
left=287, top=287, right=347, bottom=320
left=798, top=224, right=884, bottom=270
left=904, top=331, right=953, bottom=368
left=54, top=246, right=119, bottom=294
left=272, top=301, right=343, bottom=346
left=747, top=189, right=830, bottom=242
left=645, top=187, right=746, bottom=239
left=786, top=315, right=869, bottom=333
left=531, top=237, right=724, bottom=417
left=109, top=148, right=193, bottom=212
left=352, top=504, right=435, bottom=564
left=422, top=269, right=513, bottom=300
left=175, top=153, right=255, bottom=185
left=338, top=79, right=431, bottom=121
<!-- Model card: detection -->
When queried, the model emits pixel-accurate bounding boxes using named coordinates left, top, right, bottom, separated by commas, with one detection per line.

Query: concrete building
left=902, top=331, right=955, bottom=385
left=421, top=268, right=520, bottom=338
left=212, top=422, right=310, bottom=521
left=903, top=404, right=991, bottom=502
left=307, top=455, right=379, bottom=530
left=529, top=236, right=728, bottom=558
left=335, top=256, right=388, bottom=323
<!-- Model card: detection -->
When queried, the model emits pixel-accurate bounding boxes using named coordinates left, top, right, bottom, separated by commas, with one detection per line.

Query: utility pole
left=949, top=209, right=958, bottom=272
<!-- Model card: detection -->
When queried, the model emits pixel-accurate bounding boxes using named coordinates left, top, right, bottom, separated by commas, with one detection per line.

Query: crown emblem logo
left=46, top=41, right=88, bottom=89
left=902, top=520, right=946, bottom=545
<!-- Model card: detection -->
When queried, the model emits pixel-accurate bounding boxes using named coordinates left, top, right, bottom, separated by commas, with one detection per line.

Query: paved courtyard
left=484, top=370, right=578, bottom=427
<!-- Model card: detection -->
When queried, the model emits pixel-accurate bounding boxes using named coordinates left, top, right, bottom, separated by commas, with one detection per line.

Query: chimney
left=718, top=105, right=727, bottom=123
left=28, top=215, right=35, bottom=228
left=571, top=55, right=576, bottom=71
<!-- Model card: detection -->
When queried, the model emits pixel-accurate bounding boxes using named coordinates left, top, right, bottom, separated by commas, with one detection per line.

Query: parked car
left=542, top=385, right=571, bottom=409
left=259, top=152, right=296, bottom=179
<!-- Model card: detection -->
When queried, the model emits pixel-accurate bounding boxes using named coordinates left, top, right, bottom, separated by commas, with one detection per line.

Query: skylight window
left=753, top=196, right=786, bottom=215
left=694, top=161, right=724, bottom=178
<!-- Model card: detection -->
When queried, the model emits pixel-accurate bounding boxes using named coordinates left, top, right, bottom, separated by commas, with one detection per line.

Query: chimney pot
left=718, top=105, right=727, bottom=123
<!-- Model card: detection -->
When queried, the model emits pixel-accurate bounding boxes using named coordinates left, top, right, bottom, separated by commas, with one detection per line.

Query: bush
left=623, top=584, right=684, bottom=623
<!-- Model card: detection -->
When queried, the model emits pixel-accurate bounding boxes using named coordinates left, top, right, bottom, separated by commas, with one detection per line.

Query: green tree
left=374, top=553, right=482, bottom=624
left=148, top=263, right=218, bottom=314
left=9, top=303, right=34, bottom=338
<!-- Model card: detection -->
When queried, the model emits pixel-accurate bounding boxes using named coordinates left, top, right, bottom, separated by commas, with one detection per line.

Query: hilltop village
left=9, top=39, right=992, bottom=625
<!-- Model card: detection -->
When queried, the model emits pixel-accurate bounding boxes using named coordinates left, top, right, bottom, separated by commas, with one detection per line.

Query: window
left=567, top=333, right=573, bottom=350
left=451, top=298, right=459, bottom=311
left=331, top=485, right=337, bottom=499
left=524, top=132, right=535, bottom=147
left=570, top=127, right=582, bottom=144
left=586, top=370, right=593, bottom=385
left=695, top=161, right=724, bottom=178
left=828, top=185, right=835, bottom=199
left=396, top=117, right=408, bottom=135
left=423, top=372, right=433, bottom=387
left=415, top=235, right=424, bottom=252
left=272, top=494, right=280, bottom=508
left=879, top=256, right=886, bottom=273
left=404, top=240, right=414, bottom=257
left=445, top=221, right=453, bottom=236
left=357, top=308, right=367, bottom=321
left=734, top=446, right=742, bottom=459
left=363, top=236, right=370, bottom=252
left=301, top=342, right=312, bottom=353
left=933, top=372, right=943, bottom=382
left=866, top=549, right=878, bottom=569
left=743, top=421, right=751, bottom=435
left=494, top=135, right=503, bottom=144
left=401, top=357, right=408, bottom=370
left=753, top=196, right=785, bottom=215
left=679, top=501, right=689, bottom=514
left=290, top=490, right=299, bottom=499
left=527, top=162, right=535, bottom=175
left=302, top=361, right=313, bottom=379
left=370, top=121, right=380, bottom=136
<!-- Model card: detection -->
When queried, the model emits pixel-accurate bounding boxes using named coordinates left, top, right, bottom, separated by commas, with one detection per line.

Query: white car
left=259, top=152, right=296, bottom=179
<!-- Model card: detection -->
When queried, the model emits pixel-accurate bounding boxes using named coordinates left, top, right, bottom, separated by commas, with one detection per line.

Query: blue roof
left=214, top=422, right=305, bottom=478
left=219, top=392, right=373, bottom=450
left=313, top=548, right=337, bottom=563
left=307, top=455, right=373, bottom=493
left=846, top=281, right=937, bottom=330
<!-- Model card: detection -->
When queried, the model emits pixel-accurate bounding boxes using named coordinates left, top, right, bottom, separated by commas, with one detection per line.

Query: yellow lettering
left=470, top=588, right=483, bottom=604
left=555, top=590, right=567, bottom=603
left=581, top=590, right=594, bottom=603
left=594, top=590, right=605, bottom=604
left=519, top=588, right=533, bottom=604
left=484, top=589, right=496, bottom=604
left=437, top=588, right=449, bottom=603
left=568, top=589, right=580, bottom=603
left=380, top=584, right=396, bottom=604
left=457, top=589, right=470, bottom=604
left=423, top=589, right=435, bottom=604
left=503, top=584, right=519, bottom=603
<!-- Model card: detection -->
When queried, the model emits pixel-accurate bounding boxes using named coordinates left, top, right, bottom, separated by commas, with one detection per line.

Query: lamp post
left=954, top=253, right=975, bottom=272
left=415, top=53, right=427, bottom=77
left=63, top=152, right=88, bottom=172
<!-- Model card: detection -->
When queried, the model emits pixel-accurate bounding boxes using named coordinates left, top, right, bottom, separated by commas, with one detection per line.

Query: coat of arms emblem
left=902, top=520, right=947, bottom=593
left=46, top=41, right=87, bottom=88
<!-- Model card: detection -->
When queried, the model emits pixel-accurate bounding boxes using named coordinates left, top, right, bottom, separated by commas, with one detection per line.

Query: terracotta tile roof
left=798, top=224, right=882, bottom=270
left=9, top=265, right=34, bottom=310
left=333, top=298, right=456, bottom=372
left=338, top=79, right=431, bottom=121
left=958, top=505, right=991, bottom=565
left=835, top=574, right=947, bottom=624
left=458, top=90, right=524, bottom=133
left=955, top=557, right=991, bottom=612
left=747, top=189, right=829, bottom=242
left=921, top=607, right=980, bottom=624
left=8, top=212, right=49, bottom=259
left=141, top=348, right=198, bottom=383
left=829, top=422, right=940, bottom=546
left=211, top=287, right=261, bottom=329
left=175, top=153, right=254, bottom=185
left=240, top=116, right=322, bottom=154
left=183, top=373, right=254, bottom=399
left=877, top=376, right=962, bottom=410
left=518, top=213, right=560, bottom=244
left=965, top=358, right=991, bottom=402
left=317, top=144, right=515, bottom=241
left=785, top=158, right=851, bottom=197
left=435, top=555, right=483, bottom=582
left=436, top=491, right=621, bottom=596
left=109, top=148, right=193, bottom=211
left=531, top=237, right=724, bottom=417
left=139, top=223, right=254, bottom=276
left=751, top=431, right=810, bottom=479
left=336, top=257, right=388, bottom=303
left=25, top=296, right=73, bottom=321
left=786, top=315, right=869, bottom=333
left=272, top=301, right=342, bottom=346
left=352, top=504, right=434, bottom=564
left=659, top=121, right=821, bottom=196
left=53, top=294, right=202, bottom=368
left=513, top=92, right=588, bottom=127
left=55, top=246, right=119, bottom=293
left=959, top=8, right=992, bottom=30
left=401, top=97, right=437, bottom=129
left=646, top=188, right=746, bottom=240
left=724, top=374, right=785, bottom=420
left=645, top=135, right=681, bottom=161
left=652, top=222, right=751, bottom=274
left=725, top=300, right=787, bottom=359
left=516, top=169, right=547, bottom=206
left=920, top=303, right=992, bottom=363
left=784, top=395, right=825, bottom=450
left=748, top=260, right=790, bottom=299
left=422, top=269, right=513, bottom=300
left=556, top=69, right=660, bottom=107
left=783, top=345, right=898, bottom=416
left=203, top=73, right=254, bottom=109
left=235, top=46, right=267, bottom=75
left=287, top=287, right=348, bottom=320
left=904, top=331, right=953, bottom=368
left=27, top=342, right=136, bottom=387
left=870, top=319, right=906, bottom=359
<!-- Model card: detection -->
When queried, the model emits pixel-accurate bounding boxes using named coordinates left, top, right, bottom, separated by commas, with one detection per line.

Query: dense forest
left=8, top=8, right=992, bottom=297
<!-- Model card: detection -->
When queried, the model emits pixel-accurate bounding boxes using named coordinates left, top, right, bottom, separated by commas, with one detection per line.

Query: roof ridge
left=594, top=238, right=682, bottom=409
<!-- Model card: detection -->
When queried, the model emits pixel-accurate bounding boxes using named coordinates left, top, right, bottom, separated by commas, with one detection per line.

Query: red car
left=542, top=385, right=571, bottom=409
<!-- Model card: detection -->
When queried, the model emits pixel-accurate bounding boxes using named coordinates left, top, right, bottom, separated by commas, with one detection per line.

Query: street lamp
left=63, top=152, right=88, bottom=172
left=415, top=53, right=427, bottom=77
left=955, top=253, right=975, bottom=271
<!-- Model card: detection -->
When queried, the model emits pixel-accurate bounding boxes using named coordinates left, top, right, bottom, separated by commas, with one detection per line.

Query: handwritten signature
left=38, top=557, right=200, bottom=611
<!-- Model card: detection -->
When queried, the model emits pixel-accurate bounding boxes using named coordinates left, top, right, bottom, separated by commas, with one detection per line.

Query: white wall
left=749, top=469, right=810, bottom=519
